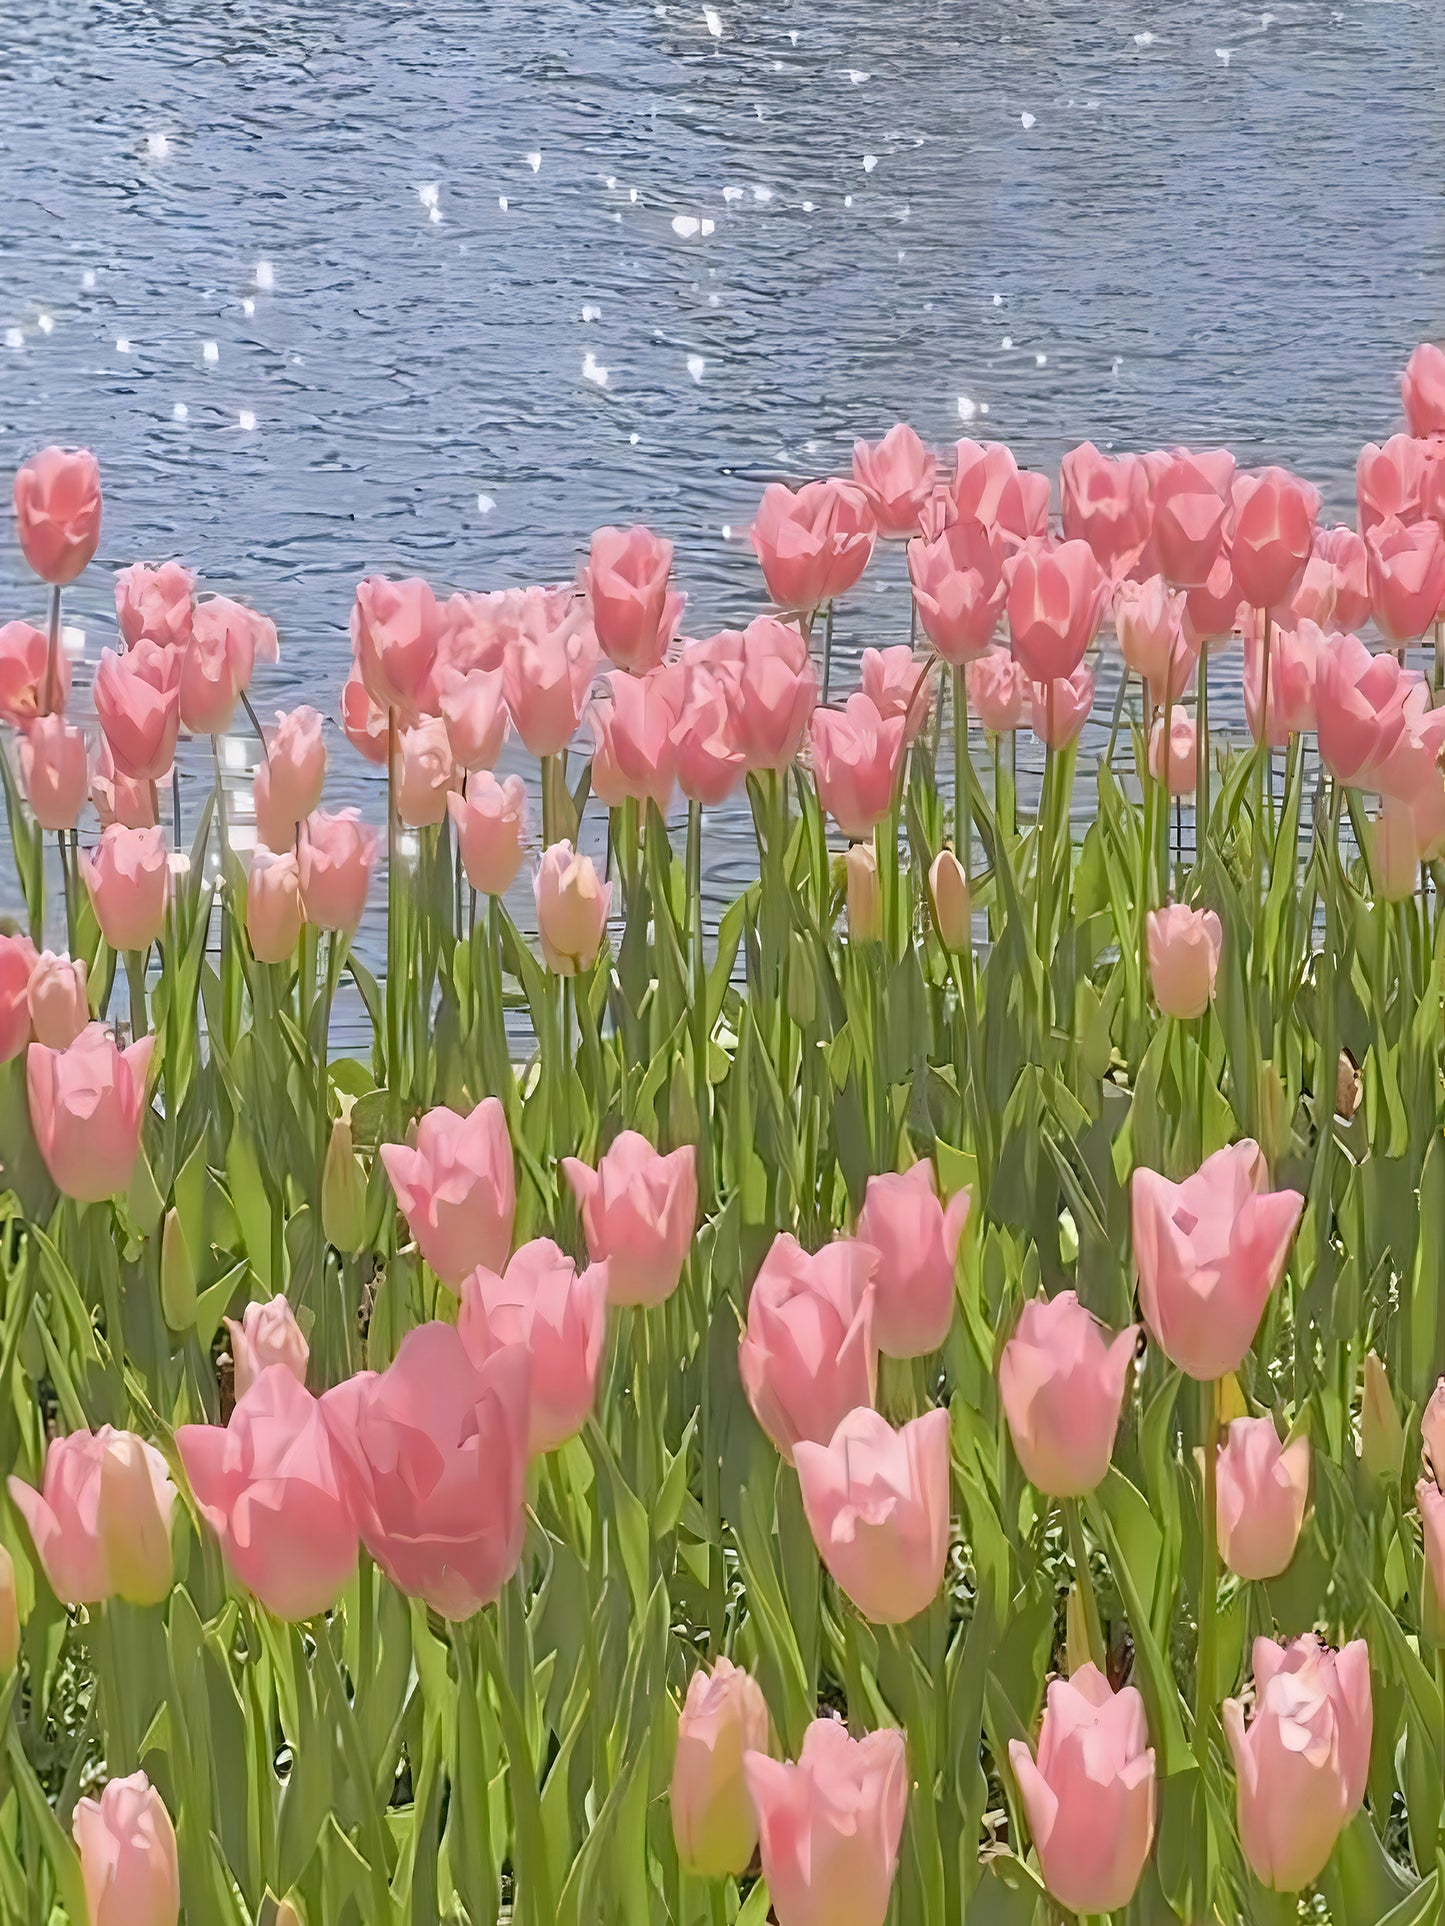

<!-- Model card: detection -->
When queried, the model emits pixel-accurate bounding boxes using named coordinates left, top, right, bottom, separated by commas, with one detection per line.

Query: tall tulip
left=795, top=1405, right=950, bottom=1624
left=92, top=642, right=182, bottom=783
left=738, top=1234, right=878, bottom=1463
left=19, top=715, right=88, bottom=830
left=27, top=1025, right=154, bottom=1202
left=1243, top=620, right=1320, bottom=747
left=1006, top=540, right=1111, bottom=684
left=671, top=655, right=746, bottom=804
left=13, top=446, right=102, bottom=585
left=810, top=694, right=907, bottom=838
left=854, top=1163, right=969, bottom=1358
left=459, top=1239, right=609, bottom=1454
left=395, top=717, right=456, bottom=827
left=247, top=846, right=304, bottom=962
left=181, top=597, right=274, bottom=735
left=1230, top=467, right=1321, bottom=610
left=999, top=1292, right=1137, bottom=1497
left=534, top=841, right=610, bottom=973
left=1145, top=903, right=1222, bottom=1020
left=84, top=824, right=169, bottom=953
left=907, top=517, right=1009, bottom=664
left=1216, top=1417, right=1310, bottom=1580
left=743, top=1719, right=907, bottom=1926
left=588, top=668, right=679, bottom=809
left=561, top=1131, right=696, bottom=1307
left=351, top=574, right=446, bottom=719
left=501, top=615, right=599, bottom=757
left=437, top=665, right=508, bottom=771
left=1151, top=449, right=1236, bottom=587
left=379, top=1096, right=515, bottom=1289
left=449, top=771, right=528, bottom=895
left=254, top=706, right=327, bottom=843
left=114, top=561, right=195, bottom=652
left=751, top=479, right=876, bottom=611
left=297, top=810, right=378, bottom=933
left=586, top=524, right=684, bottom=672
left=1060, top=442, right=1153, bottom=582
left=1113, top=576, right=1192, bottom=703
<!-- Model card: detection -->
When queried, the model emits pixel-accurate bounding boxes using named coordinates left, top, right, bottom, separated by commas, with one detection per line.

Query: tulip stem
left=1435, top=618, right=1443, bottom=694
left=822, top=600, right=835, bottom=703
left=1195, top=1377, right=1220, bottom=1765
left=42, top=582, right=61, bottom=717
left=1196, top=646, right=1210, bottom=860
left=126, top=947, right=148, bottom=1040
left=953, top=665, right=972, bottom=885
left=1064, top=1500, right=1107, bottom=1673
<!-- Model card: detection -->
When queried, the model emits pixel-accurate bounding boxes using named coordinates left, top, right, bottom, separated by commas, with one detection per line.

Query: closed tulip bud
left=322, top=1116, right=368, bottom=1252
left=533, top=841, right=610, bottom=974
left=1009, top=1666, right=1156, bottom=1916
left=907, top=518, right=1009, bottom=665
left=589, top=669, right=679, bottom=810
left=500, top=608, right=599, bottom=756
left=13, top=446, right=102, bottom=586
left=795, top=1406, right=950, bottom=1624
left=181, top=597, right=274, bottom=735
left=744, top=1720, right=907, bottom=1926
left=1152, top=449, right=1236, bottom=588
left=247, top=846, right=304, bottom=963
left=27, top=952, right=88, bottom=1048
left=395, top=717, right=456, bottom=827
left=1145, top=903, right=1222, bottom=1020
left=810, top=694, right=906, bottom=839
left=19, top=715, right=88, bottom=830
left=670, top=655, right=746, bottom=804
left=671, top=1658, right=772, bottom=1876
left=1360, top=1355, right=1403, bottom=1483
left=855, top=1164, right=970, bottom=1359
left=84, top=824, right=170, bottom=953
left=9, top=1428, right=175, bottom=1606
left=437, top=665, right=508, bottom=772
left=1060, top=441, right=1152, bottom=581
left=738, top=1234, right=879, bottom=1464
left=966, top=645, right=1028, bottom=733
left=73, top=1771, right=180, bottom=1926
left=845, top=843, right=881, bottom=943
left=160, top=1208, right=197, bottom=1331
left=751, top=479, right=877, bottom=611
left=999, top=1292, right=1137, bottom=1497
left=562, top=1131, right=696, bottom=1308
left=225, top=1295, right=309, bottom=1400
left=255, top=706, right=327, bottom=844
left=586, top=524, right=685, bottom=673
left=1216, top=1417, right=1310, bottom=1580
left=0, top=1546, right=19, bottom=1673
left=1113, top=575, right=1192, bottom=703
left=1371, top=799, right=1422, bottom=903
left=350, top=574, right=446, bottom=719
left=927, top=849, right=971, bottom=951
left=852, top=424, right=937, bottom=539
left=1230, top=467, right=1321, bottom=610
left=1148, top=710, right=1197, bottom=794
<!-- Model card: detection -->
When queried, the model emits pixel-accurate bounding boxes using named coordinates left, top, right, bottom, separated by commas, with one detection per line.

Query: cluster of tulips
left=2, top=339, right=1445, bottom=1925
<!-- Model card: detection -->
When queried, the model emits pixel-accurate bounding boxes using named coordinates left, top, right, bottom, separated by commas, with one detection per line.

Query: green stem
left=1196, top=1378, right=1220, bottom=1762
left=1064, top=1501, right=1107, bottom=1673
left=953, top=663, right=972, bottom=884
left=1195, top=645, right=1210, bottom=861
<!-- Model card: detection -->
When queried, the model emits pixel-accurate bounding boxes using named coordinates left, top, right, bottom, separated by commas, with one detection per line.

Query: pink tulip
left=1060, top=443, right=1153, bottom=581
left=671, top=1659, right=772, bottom=1877
left=851, top=425, right=937, bottom=538
left=732, top=616, right=818, bottom=769
left=751, top=479, right=876, bottom=611
left=438, top=665, right=508, bottom=771
left=1403, top=341, right=1445, bottom=439
left=1280, top=526, right=1371, bottom=634
left=737, top=1234, right=878, bottom=1464
left=1367, top=515, right=1445, bottom=643
left=256, top=705, right=327, bottom=843
left=1371, top=799, right=1423, bottom=901
left=589, top=668, right=679, bottom=809
left=907, top=518, right=1010, bottom=664
left=854, top=1164, right=969, bottom=1359
left=534, top=840, right=610, bottom=973
left=1230, top=468, right=1321, bottom=610
left=444, top=584, right=575, bottom=675
left=93, top=641, right=182, bottom=783
left=917, top=485, right=957, bottom=542
left=1315, top=631, right=1429, bottom=788
left=1243, top=619, right=1321, bottom=747
left=1028, top=662, right=1095, bottom=749
left=115, top=561, right=195, bottom=651
left=743, top=1718, right=907, bottom=1926
left=91, top=739, right=159, bottom=829
left=8, top=1427, right=175, bottom=1605
left=1375, top=706, right=1445, bottom=862
left=966, top=645, right=1028, bottom=733
left=13, top=446, right=102, bottom=585
left=73, top=1771, right=180, bottom=1926
left=178, top=1366, right=358, bottom=1619
left=1181, top=551, right=1244, bottom=649
left=297, top=809, right=378, bottom=933
left=999, top=1292, right=1137, bottom=1496
left=561, top=1130, right=697, bottom=1307
left=83, top=824, right=168, bottom=952
left=860, top=646, right=930, bottom=742
left=1009, top=1665, right=1156, bottom=1915
left=225, top=1294, right=309, bottom=1399
left=351, top=575, right=446, bottom=719
left=846, top=844, right=881, bottom=942
left=795, top=1405, right=950, bottom=1623
left=928, top=848, right=971, bottom=951
left=0, top=933, right=38, bottom=1064
left=340, top=668, right=390, bottom=765
left=1216, top=1416, right=1310, bottom=1580
left=1357, top=435, right=1428, bottom=536
left=27, top=1024, right=154, bottom=1202
left=1113, top=575, right=1191, bottom=701
left=394, top=716, right=456, bottom=826
left=449, top=771, right=529, bottom=894
left=950, top=440, right=1050, bottom=550
left=323, top=1322, right=530, bottom=1619
left=1132, top=1140, right=1303, bottom=1380
left=380, top=1096, right=515, bottom=1289
left=181, top=598, right=275, bottom=734
left=246, top=846, right=304, bottom=962
left=19, top=714, right=88, bottom=829
left=501, top=611, right=599, bottom=756
left=0, top=619, right=68, bottom=723
left=27, top=952, right=89, bottom=1048
left=1151, top=449, right=1236, bottom=588
left=585, top=524, right=684, bottom=672
left=810, top=694, right=906, bottom=838
left=1419, top=1478, right=1445, bottom=1633
left=458, top=1238, right=609, bottom=1453
left=1148, top=710, right=1197, bottom=794
left=1007, top=539, right=1111, bottom=684
left=670, top=655, right=746, bottom=804
left=1225, top=1636, right=1372, bottom=1890
left=1145, top=904, right=1222, bottom=1021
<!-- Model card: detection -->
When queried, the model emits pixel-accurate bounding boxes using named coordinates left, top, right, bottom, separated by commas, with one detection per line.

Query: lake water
left=2, top=0, right=1440, bottom=983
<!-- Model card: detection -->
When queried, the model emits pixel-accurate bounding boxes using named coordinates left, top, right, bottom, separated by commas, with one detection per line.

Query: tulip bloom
left=380, top=1096, right=515, bottom=1289
left=1145, top=904, right=1222, bottom=1021
left=323, top=1323, right=531, bottom=1619
left=927, top=848, right=971, bottom=951
left=851, top=424, right=937, bottom=538
left=297, top=810, right=378, bottom=933
left=743, top=1719, right=907, bottom=1926
left=907, top=518, right=1009, bottom=664
left=586, top=524, right=684, bottom=672
left=459, top=1238, right=609, bottom=1453
left=351, top=574, right=446, bottom=718
left=0, top=619, right=68, bottom=723
left=1028, top=662, right=1095, bottom=749
left=1281, top=525, right=1371, bottom=634
left=255, top=706, right=327, bottom=845
left=738, top=1234, right=879, bottom=1463
left=1315, top=632, right=1429, bottom=789
left=19, top=715, right=88, bottom=830
left=115, top=561, right=195, bottom=652
left=179, top=1366, right=359, bottom=1620
left=1151, top=449, right=1236, bottom=588
left=1367, top=515, right=1445, bottom=643
left=854, top=1164, right=969, bottom=1359
left=845, top=842, right=881, bottom=942
left=795, top=1405, right=950, bottom=1624
left=181, top=597, right=275, bottom=734
left=1216, top=1416, right=1310, bottom=1580
left=1357, top=434, right=1428, bottom=536
left=966, top=645, right=1028, bottom=733
left=449, top=771, right=529, bottom=895
left=1243, top=619, right=1320, bottom=747
left=809, top=694, right=907, bottom=838
left=395, top=716, right=456, bottom=827
left=8, top=1427, right=175, bottom=1605
left=1230, top=467, right=1321, bottom=610
left=1060, top=442, right=1153, bottom=581
left=671, top=1659, right=772, bottom=1877
left=1403, top=341, right=1445, bottom=439
left=84, top=824, right=169, bottom=953
left=751, top=479, right=876, bottom=611
left=501, top=614, right=599, bottom=757
left=731, top=616, right=818, bottom=770
left=247, top=846, right=304, bottom=962
left=91, top=739, right=159, bottom=830
left=27, top=952, right=88, bottom=1048
left=1182, top=551, right=1244, bottom=650
left=13, top=446, right=102, bottom=585
left=1131, top=1140, right=1304, bottom=1380
left=73, top=1771, right=180, bottom=1926
left=1006, top=540, right=1111, bottom=684
left=28, top=1025, right=154, bottom=1202
left=1009, top=1665, right=1156, bottom=1916
left=1148, top=710, right=1197, bottom=794
left=534, top=841, right=610, bottom=973
left=438, top=664, right=508, bottom=771
left=589, top=669, right=679, bottom=809
left=340, top=668, right=390, bottom=765
left=562, top=1130, right=696, bottom=1307
left=1372, top=800, right=1423, bottom=901
left=1225, top=1636, right=1372, bottom=1890
left=671, top=656, right=746, bottom=804
left=93, top=641, right=182, bottom=783
left=1112, top=575, right=1193, bottom=702
left=999, top=1292, right=1137, bottom=1497
left=950, top=440, right=1050, bottom=550
left=226, top=1295, right=309, bottom=1399
left=0, top=934, right=37, bottom=1063
left=860, top=645, right=930, bottom=742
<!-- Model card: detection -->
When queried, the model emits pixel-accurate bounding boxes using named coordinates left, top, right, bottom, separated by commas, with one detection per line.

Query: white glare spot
left=847, top=69, right=870, bottom=84
left=1036, top=352, right=1047, bottom=366
left=957, top=395, right=977, bottom=421
left=82, top=270, right=96, bottom=290
left=202, top=340, right=219, bottom=364
left=396, top=831, right=420, bottom=867
left=802, top=200, right=814, bottom=212
left=1217, top=47, right=1232, bottom=62
left=686, top=354, right=706, bottom=382
left=629, top=187, right=639, bottom=203
left=979, top=402, right=990, bottom=416
left=1134, top=30, right=1156, bottom=45
left=168, top=852, right=192, bottom=879
left=723, top=185, right=744, bottom=203
left=498, top=195, right=509, bottom=211
left=721, top=523, right=732, bottom=539
left=242, top=297, right=255, bottom=317
left=672, top=215, right=701, bottom=238
left=581, top=303, right=601, bottom=320
left=863, top=154, right=878, bottom=172
left=629, top=432, right=640, bottom=445
left=993, top=292, right=1004, bottom=306
left=1002, top=335, right=1013, bottom=349
left=4, top=328, right=24, bottom=350
left=146, top=131, right=171, bottom=159
left=221, top=737, right=247, bottom=771
left=752, top=185, right=772, bottom=203
left=37, top=314, right=54, bottom=335
left=700, top=217, right=716, bottom=235
left=526, top=151, right=542, bottom=172
left=115, top=335, right=131, bottom=353
left=417, top=182, right=440, bottom=208
left=582, top=350, right=609, bottom=387
left=255, top=261, right=275, bottom=290
left=477, top=493, right=496, bottom=515
left=172, top=402, right=189, bottom=421
left=788, top=27, right=799, bottom=42
left=1020, top=112, right=1036, bottom=129
left=703, top=5, right=723, bottom=35
left=844, top=193, right=854, bottom=207
left=605, top=175, right=617, bottom=189
left=1261, top=10, right=1275, bottom=24
left=429, top=206, right=442, bottom=225
left=62, top=626, right=85, bottom=660
left=238, top=409, right=256, bottom=431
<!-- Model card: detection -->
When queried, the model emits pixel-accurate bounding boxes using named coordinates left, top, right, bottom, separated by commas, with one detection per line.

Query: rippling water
left=1, top=0, right=1440, bottom=983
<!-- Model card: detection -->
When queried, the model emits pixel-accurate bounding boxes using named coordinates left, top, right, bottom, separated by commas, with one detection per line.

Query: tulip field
left=5, top=344, right=1445, bottom=1926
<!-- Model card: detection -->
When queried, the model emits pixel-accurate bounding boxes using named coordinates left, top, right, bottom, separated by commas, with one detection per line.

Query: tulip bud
left=787, top=928, right=817, bottom=1026
left=1257, top=1061, right=1290, bottom=1167
left=160, top=1209, right=197, bottom=1331
left=845, top=843, right=881, bottom=943
left=927, top=848, right=971, bottom=952
left=671, top=1658, right=772, bottom=1877
left=0, top=1545, right=20, bottom=1673
left=1361, top=1354, right=1403, bottom=1483
left=321, top=1115, right=368, bottom=1253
